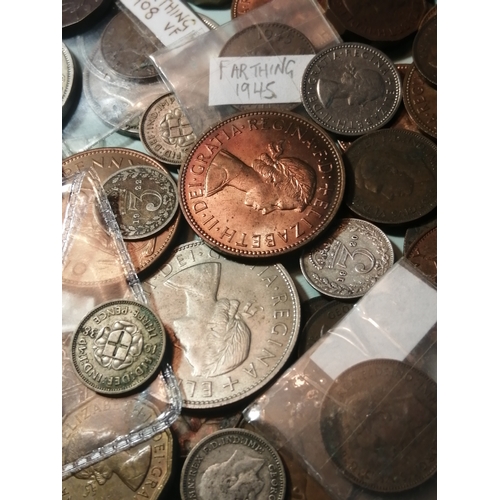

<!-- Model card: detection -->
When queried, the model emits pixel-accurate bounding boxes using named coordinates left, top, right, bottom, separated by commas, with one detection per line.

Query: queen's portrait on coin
left=165, top=262, right=251, bottom=378
left=204, top=141, right=316, bottom=215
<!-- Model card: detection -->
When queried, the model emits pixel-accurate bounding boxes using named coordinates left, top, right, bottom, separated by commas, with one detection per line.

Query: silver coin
left=301, top=43, right=402, bottom=136
left=103, top=165, right=179, bottom=240
left=180, top=428, right=286, bottom=500
left=143, top=240, right=301, bottom=409
left=197, top=12, right=219, bottom=30
left=300, top=218, right=394, bottom=298
left=62, top=42, right=77, bottom=118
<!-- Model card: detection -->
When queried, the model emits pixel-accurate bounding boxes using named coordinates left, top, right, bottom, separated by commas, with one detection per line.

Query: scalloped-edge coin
left=70, top=299, right=167, bottom=395
left=180, top=428, right=286, bottom=500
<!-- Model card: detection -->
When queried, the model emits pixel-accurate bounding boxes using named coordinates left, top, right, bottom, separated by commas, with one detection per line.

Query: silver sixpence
left=180, top=428, right=286, bottom=500
left=143, top=241, right=301, bottom=409
left=103, top=165, right=178, bottom=240
left=300, top=218, right=394, bottom=298
left=301, top=43, right=402, bottom=136
left=62, top=42, right=77, bottom=118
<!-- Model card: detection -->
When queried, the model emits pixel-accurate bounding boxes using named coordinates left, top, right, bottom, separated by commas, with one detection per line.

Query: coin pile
left=63, top=1, right=437, bottom=498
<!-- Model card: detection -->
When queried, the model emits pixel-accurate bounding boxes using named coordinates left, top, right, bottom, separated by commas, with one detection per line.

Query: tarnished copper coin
left=301, top=43, right=402, bottom=136
left=100, top=10, right=159, bottom=80
left=300, top=218, right=394, bottom=298
left=62, top=397, right=174, bottom=499
left=219, top=22, right=315, bottom=111
left=70, top=299, right=167, bottom=395
left=231, top=0, right=328, bottom=18
left=139, top=93, right=197, bottom=166
left=403, top=64, right=437, bottom=139
left=413, top=15, right=437, bottom=85
left=343, top=129, right=437, bottom=224
left=179, top=110, right=345, bottom=258
left=320, top=358, right=437, bottom=493
left=62, top=148, right=182, bottom=285
left=103, top=165, right=178, bottom=240
left=143, top=241, right=301, bottom=409
left=180, top=428, right=286, bottom=500
left=406, top=225, right=437, bottom=285
left=326, top=0, right=428, bottom=42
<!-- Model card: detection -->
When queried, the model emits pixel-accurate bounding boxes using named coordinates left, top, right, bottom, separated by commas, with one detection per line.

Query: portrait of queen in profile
left=165, top=262, right=251, bottom=378
left=204, top=141, right=316, bottom=215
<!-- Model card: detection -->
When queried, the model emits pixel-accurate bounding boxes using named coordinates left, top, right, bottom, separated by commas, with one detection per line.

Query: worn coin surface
left=100, top=10, right=159, bottom=80
left=300, top=218, right=394, bottom=298
left=103, top=165, right=179, bottom=240
left=406, top=225, right=437, bottom=285
left=179, top=110, right=345, bottom=258
left=62, top=0, right=113, bottom=30
left=143, top=241, right=301, bottom=409
left=320, top=358, right=437, bottom=493
left=62, top=397, right=174, bottom=499
left=413, top=15, right=437, bottom=85
left=301, top=43, right=402, bottom=136
left=71, top=299, right=168, bottom=395
left=219, top=22, right=315, bottom=111
left=62, top=43, right=77, bottom=119
left=62, top=148, right=182, bottom=285
left=180, top=428, right=286, bottom=500
left=343, top=129, right=437, bottom=224
left=403, top=64, right=437, bottom=139
left=139, top=93, right=197, bottom=166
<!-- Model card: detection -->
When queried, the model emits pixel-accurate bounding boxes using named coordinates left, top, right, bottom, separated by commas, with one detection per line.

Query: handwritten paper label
left=120, top=0, right=209, bottom=48
left=209, top=55, right=315, bottom=106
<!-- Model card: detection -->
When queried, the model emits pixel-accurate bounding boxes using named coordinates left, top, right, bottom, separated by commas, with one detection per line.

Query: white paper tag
left=209, top=55, right=315, bottom=106
left=120, top=0, right=209, bottom=48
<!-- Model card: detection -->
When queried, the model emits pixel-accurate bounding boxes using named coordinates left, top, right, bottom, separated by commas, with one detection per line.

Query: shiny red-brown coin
left=406, top=225, right=437, bottom=285
left=178, top=111, right=345, bottom=258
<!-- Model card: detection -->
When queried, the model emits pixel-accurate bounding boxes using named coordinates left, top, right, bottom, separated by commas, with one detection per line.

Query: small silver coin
left=103, top=165, right=179, bottom=240
left=180, top=428, right=286, bottom=500
left=62, top=43, right=77, bottom=118
left=300, top=218, right=394, bottom=298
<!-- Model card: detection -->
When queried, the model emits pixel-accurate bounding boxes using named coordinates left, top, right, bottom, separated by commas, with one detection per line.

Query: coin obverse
left=144, top=241, right=301, bottom=409
left=179, top=110, right=345, bottom=258
left=300, top=218, right=394, bottom=298
left=103, top=165, right=179, bottom=240
left=301, top=43, right=402, bottom=136
left=180, top=428, right=286, bottom=500
left=70, top=300, right=167, bottom=395
left=320, top=358, right=437, bottom=493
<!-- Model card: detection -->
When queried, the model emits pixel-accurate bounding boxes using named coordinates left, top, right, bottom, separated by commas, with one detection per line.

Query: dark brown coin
left=403, top=64, right=437, bottom=139
left=343, top=129, right=437, bottom=225
left=419, top=4, right=437, bottom=29
left=300, top=218, right=394, bottom=298
left=62, top=0, right=113, bottom=31
left=413, top=15, right=437, bottom=85
left=180, top=428, right=286, bottom=500
left=219, top=22, right=315, bottom=111
left=403, top=216, right=437, bottom=255
left=62, top=148, right=182, bottom=284
left=139, top=93, right=197, bottom=166
left=406, top=225, right=437, bottom=285
left=101, top=10, right=159, bottom=80
left=178, top=110, right=345, bottom=258
left=320, top=358, right=437, bottom=493
left=326, top=0, right=428, bottom=42
left=301, top=43, right=402, bottom=136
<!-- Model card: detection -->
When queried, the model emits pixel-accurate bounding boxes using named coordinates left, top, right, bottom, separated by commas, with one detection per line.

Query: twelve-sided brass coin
left=179, top=110, right=345, bottom=258
left=71, top=300, right=167, bottom=395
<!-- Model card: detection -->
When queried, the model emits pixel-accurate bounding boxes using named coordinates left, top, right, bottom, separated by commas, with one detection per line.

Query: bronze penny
left=103, top=165, right=179, bottom=240
left=403, top=217, right=436, bottom=255
left=62, top=148, right=182, bottom=285
left=231, top=0, right=328, bottom=18
left=62, top=0, right=113, bottom=30
left=62, top=397, right=174, bottom=499
left=143, top=241, right=301, bottom=409
left=180, top=428, right=286, bottom=500
left=178, top=110, right=345, bottom=258
left=406, top=225, right=437, bottom=285
left=343, top=129, right=437, bottom=225
left=219, top=22, right=315, bottom=111
left=403, top=64, right=437, bottom=139
left=139, top=93, right=197, bottom=166
left=419, top=3, right=437, bottom=28
left=301, top=43, right=402, bottom=137
left=326, top=0, right=428, bottom=42
left=300, top=218, right=394, bottom=298
left=70, top=299, right=168, bottom=395
left=320, top=358, right=437, bottom=493
left=100, top=10, right=159, bottom=80
left=413, top=15, right=437, bottom=85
